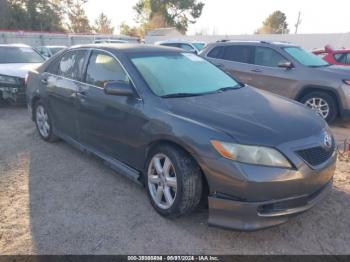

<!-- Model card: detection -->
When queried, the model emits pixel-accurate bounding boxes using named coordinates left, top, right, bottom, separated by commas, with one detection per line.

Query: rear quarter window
left=222, top=45, right=254, bottom=64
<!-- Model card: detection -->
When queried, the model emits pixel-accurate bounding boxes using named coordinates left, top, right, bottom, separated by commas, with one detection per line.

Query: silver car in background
left=201, top=40, right=350, bottom=123
left=155, top=40, right=206, bottom=54
left=0, top=44, right=44, bottom=105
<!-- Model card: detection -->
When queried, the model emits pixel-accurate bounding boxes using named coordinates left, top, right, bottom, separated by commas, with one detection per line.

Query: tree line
left=0, top=0, right=290, bottom=37
left=0, top=0, right=114, bottom=34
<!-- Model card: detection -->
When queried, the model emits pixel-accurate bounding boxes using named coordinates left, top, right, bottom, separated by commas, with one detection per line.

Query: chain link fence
left=0, top=31, right=139, bottom=47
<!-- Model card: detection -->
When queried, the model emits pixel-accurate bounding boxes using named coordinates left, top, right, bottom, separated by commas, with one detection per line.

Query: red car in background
left=313, top=45, right=350, bottom=66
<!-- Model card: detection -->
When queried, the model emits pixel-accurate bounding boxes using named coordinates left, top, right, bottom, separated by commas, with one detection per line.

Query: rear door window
left=58, top=50, right=87, bottom=81
left=254, top=47, right=288, bottom=67
left=222, top=45, right=254, bottom=64
left=207, top=46, right=225, bottom=59
left=85, top=51, right=129, bottom=88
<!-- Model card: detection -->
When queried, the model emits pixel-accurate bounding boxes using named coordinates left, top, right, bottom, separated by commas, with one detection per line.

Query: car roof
left=209, top=40, right=298, bottom=48
left=70, top=43, right=184, bottom=54
left=41, top=45, right=67, bottom=48
left=331, top=49, right=350, bottom=53
left=155, top=40, right=194, bottom=45
left=0, top=43, right=32, bottom=48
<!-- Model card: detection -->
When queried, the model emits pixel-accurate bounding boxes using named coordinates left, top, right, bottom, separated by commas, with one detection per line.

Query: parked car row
left=1, top=39, right=348, bottom=230
left=2, top=41, right=350, bottom=124
left=24, top=43, right=338, bottom=231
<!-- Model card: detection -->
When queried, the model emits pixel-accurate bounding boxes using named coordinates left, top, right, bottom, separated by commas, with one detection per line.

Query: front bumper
left=340, top=109, right=350, bottom=120
left=0, top=86, right=26, bottom=104
left=208, top=179, right=332, bottom=231
left=200, top=131, right=337, bottom=231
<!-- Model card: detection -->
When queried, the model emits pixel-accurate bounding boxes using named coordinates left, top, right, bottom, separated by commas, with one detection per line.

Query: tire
left=34, top=100, right=59, bottom=142
left=145, top=144, right=203, bottom=218
left=300, top=91, right=337, bottom=123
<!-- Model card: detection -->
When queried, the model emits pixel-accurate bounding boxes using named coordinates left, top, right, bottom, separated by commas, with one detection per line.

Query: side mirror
left=191, top=49, right=198, bottom=55
left=104, top=81, right=134, bottom=96
left=278, top=61, right=294, bottom=69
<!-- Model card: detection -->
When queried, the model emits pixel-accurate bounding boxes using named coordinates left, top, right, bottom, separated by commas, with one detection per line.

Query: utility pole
left=295, top=11, right=302, bottom=34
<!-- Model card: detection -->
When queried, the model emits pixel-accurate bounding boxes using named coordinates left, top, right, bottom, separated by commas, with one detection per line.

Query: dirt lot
left=0, top=107, right=349, bottom=255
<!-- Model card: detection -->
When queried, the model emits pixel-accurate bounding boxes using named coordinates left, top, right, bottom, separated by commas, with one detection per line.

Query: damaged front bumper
left=208, top=179, right=333, bottom=231
left=0, top=80, right=26, bottom=104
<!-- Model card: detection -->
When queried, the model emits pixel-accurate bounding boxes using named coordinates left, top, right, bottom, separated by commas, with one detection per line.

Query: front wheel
left=145, top=145, right=203, bottom=218
left=300, top=92, right=337, bottom=123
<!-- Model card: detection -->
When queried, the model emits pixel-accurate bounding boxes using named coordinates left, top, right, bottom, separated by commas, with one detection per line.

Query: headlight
left=211, top=140, right=292, bottom=168
left=343, top=80, right=350, bottom=85
left=0, top=75, right=19, bottom=85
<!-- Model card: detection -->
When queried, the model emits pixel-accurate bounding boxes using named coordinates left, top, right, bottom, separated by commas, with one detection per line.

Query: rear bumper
left=208, top=179, right=333, bottom=231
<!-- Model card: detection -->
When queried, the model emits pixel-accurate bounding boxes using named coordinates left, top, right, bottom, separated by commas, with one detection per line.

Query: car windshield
left=192, top=43, right=205, bottom=51
left=284, top=47, right=329, bottom=67
left=0, top=47, right=44, bottom=64
left=131, top=53, right=240, bottom=97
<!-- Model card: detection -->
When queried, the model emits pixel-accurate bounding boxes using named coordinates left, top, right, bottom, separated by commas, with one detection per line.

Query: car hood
left=0, top=63, right=41, bottom=78
left=164, top=87, right=326, bottom=146
left=315, top=65, right=350, bottom=77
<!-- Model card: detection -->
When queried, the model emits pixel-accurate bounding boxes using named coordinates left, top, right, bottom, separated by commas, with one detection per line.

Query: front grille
left=296, top=144, right=335, bottom=166
left=258, top=181, right=331, bottom=216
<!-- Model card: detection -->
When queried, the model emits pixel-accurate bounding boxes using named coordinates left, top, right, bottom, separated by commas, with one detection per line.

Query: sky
left=85, top=0, right=350, bottom=35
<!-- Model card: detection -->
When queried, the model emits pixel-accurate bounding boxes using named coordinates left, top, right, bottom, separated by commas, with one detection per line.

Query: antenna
left=295, top=11, right=302, bottom=34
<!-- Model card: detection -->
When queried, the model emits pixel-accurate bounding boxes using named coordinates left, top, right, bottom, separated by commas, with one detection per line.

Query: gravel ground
left=0, top=107, right=349, bottom=255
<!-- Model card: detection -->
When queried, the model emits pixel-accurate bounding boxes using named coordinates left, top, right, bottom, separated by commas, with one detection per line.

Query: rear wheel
left=300, top=91, right=337, bottom=123
left=34, top=101, right=59, bottom=142
left=145, top=145, right=203, bottom=218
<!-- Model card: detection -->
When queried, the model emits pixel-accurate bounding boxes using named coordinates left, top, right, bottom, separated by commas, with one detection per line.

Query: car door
left=206, top=45, right=256, bottom=85
left=77, top=50, right=145, bottom=167
left=44, top=49, right=87, bottom=141
left=248, top=46, right=300, bottom=98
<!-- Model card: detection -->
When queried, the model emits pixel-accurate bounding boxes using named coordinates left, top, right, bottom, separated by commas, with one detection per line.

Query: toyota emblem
left=323, top=132, right=332, bottom=149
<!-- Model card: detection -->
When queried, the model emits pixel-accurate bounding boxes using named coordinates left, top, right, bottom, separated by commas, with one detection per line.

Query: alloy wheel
left=148, top=154, right=177, bottom=209
left=36, top=105, right=50, bottom=138
left=305, top=97, right=330, bottom=119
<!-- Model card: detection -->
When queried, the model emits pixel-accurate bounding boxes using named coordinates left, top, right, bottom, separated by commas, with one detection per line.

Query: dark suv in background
left=200, top=41, right=350, bottom=123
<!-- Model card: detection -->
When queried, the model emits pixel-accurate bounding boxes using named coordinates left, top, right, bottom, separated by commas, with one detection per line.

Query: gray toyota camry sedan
left=26, top=44, right=336, bottom=231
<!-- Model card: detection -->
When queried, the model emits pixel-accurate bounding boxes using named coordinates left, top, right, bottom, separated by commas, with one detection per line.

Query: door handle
left=251, top=69, right=262, bottom=73
left=217, top=64, right=225, bottom=68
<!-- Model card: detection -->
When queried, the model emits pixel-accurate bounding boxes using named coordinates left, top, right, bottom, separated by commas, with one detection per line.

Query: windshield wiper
left=214, top=84, right=244, bottom=93
left=161, top=93, right=203, bottom=98
left=161, top=84, right=244, bottom=98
